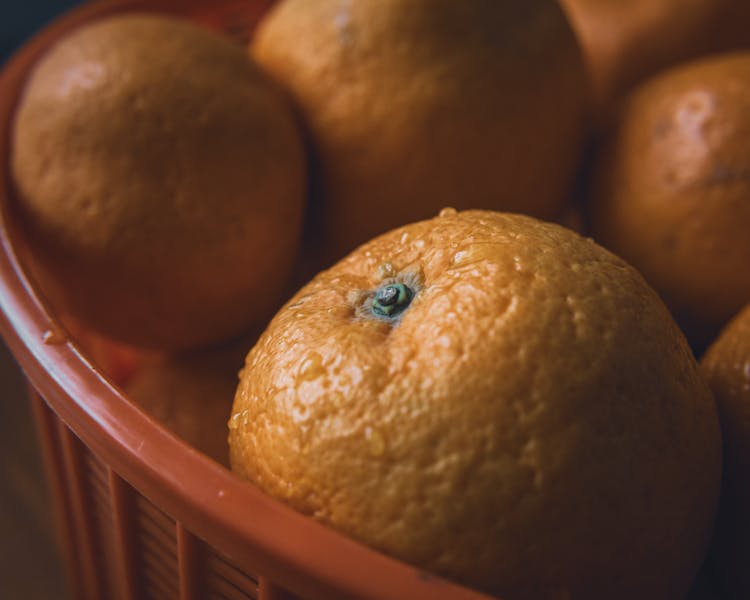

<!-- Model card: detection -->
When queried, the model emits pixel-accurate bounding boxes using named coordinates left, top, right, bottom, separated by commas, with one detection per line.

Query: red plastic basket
left=0, top=1, right=495, bottom=599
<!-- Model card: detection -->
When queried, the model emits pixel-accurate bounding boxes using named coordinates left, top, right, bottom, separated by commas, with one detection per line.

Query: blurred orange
left=589, top=52, right=750, bottom=349
left=701, top=304, right=750, bottom=600
left=560, top=0, right=750, bottom=126
left=252, top=0, right=589, bottom=263
left=11, top=14, right=306, bottom=350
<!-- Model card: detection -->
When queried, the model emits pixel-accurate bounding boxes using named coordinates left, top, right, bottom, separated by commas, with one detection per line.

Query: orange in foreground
left=251, top=0, right=588, bottom=262
left=11, top=14, right=306, bottom=350
left=589, top=52, right=750, bottom=349
left=701, top=304, right=750, bottom=600
left=230, top=209, right=721, bottom=599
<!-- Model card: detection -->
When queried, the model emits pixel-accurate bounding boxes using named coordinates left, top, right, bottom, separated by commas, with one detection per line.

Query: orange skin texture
left=589, top=52, right=750, bottom=349
left=251, top=0, right=589, bottom=263
left=11, top=14, right=306, bottom=350
left=701, top=304, right=750, bottom=600
left=560, top=0, right=750, bottom=126
left=230, top=210, right=721, bottom=599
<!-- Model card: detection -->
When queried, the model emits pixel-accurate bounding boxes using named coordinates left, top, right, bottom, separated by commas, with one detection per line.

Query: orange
left=229, top=209, right=721, bottom=599
left=700, top=303, right=750, bottom=600
left=588, top=52, right=750, bottom=349
left=251, top=0, right=589, bottom=262
left=11, top=14, right=306, bottom=350
left=560, top=0, right=750, bottom=126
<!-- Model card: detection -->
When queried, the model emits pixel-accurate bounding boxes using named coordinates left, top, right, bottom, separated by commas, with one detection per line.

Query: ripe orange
left=229, top=209, right=721, bottom=598
left=11, top=14, right=306, bottom=350
left=588, top=52, right=750, bottom=349
left=700, top=304, right=750, bottom=600
left=560, top=0, right=750, bottom=125
left=251, top=0, right=589, bottom=262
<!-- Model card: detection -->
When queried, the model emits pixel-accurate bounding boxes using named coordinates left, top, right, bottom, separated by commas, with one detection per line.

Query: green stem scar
left=371, top=283, right=414, bottom=319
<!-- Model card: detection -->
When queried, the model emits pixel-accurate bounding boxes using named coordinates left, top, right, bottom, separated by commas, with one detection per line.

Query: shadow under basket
left=0, top=1, right=494, bottom=599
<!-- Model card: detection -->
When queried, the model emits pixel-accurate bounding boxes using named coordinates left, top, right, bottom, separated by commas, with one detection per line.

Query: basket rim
left=0, top=2, right=495, bottom=599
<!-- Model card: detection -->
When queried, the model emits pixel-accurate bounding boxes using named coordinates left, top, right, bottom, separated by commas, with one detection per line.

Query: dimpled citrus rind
left=230, top=210, right=721, bottom=599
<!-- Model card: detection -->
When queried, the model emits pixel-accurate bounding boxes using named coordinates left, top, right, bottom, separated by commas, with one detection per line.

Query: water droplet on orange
left=451, top=250, right=468, bottom=265
left=228, top=410, right=248, bottom=430
left=377, top=262, right=395, bottom=279
left=365, top=426, right=386, bottom=457
left=298, top=352, right=325, bottom=382
left=449, top=244, right=495, bottom=267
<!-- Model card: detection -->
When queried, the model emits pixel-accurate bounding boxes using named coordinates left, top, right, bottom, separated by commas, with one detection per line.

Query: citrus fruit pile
left=8, top=1, right=750, bottom=598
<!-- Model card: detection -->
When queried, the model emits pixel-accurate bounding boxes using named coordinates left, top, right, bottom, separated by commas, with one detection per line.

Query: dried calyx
left=353, top=267, right=423, bottom=324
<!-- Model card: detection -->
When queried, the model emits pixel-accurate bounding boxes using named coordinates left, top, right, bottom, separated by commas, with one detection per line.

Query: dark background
left=1, top=1, right=81, bottom=64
